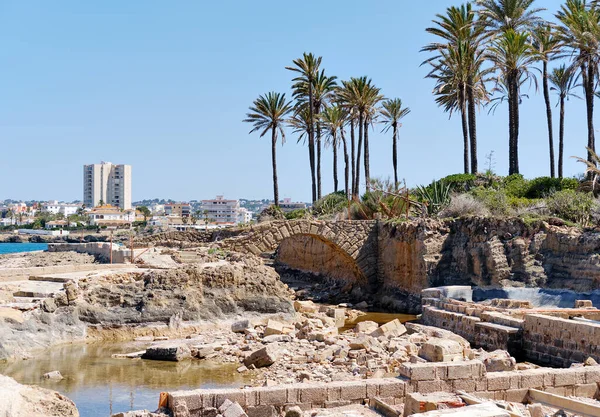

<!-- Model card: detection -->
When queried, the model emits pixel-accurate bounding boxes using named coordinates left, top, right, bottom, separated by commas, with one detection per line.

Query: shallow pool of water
left=0, top=342, right=251, bottom=417
left=340, top=311, right=417, bottom=332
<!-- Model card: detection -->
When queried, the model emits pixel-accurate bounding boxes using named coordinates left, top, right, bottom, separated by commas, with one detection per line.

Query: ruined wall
left=377, top=218, right=600, bottom=299
left=276, top=235, right=364, bottom=285
left=523, top=314, right=600, bottom=367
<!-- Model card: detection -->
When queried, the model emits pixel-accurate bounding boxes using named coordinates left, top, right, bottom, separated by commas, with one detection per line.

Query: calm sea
left=0, top=242, right=48, bottom=255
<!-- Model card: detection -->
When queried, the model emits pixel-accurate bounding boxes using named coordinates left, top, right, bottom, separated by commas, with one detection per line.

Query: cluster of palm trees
left=244, top=53, right=410, bottom=207
left=423, top=0, right=600, bottom=180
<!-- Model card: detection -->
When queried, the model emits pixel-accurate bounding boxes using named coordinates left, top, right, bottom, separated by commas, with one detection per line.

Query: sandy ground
left=0, top=251, right=97, bottom=269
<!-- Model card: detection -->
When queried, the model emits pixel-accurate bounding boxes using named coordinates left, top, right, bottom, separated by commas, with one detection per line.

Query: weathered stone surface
left=232, top=320, right=251, bottom=333
left=43, top=370, right=64, bottom=380
left=370, top=319, right=406, bottom=338
left=419, top=338, right=463, bottom=362
left=263, top=320, right=284, bottom=337
left=354, top=321, right=378, bottom=334
left=0, top=374, right=78, bottom=416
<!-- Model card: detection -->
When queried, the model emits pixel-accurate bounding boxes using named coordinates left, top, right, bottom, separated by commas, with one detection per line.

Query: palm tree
left=556, top=0, right=600, bottom=169
left=486, top=29, right=538, bottom=174
left=302, top=70, right=337, bottom=199
left=321, top=105, right=347, bottom=194
left=380, top=99, right=411, bottom=189
left=286, top=53, right=322, bottom=203
left=476, top=0, right=544, bottom=33
left=533, top=24, right=562, bottom=178
left=423, top=3, right=488, bottom=174
left=337, top=77, right=383, bottom=195
left=243, top=92, right=293, bottom=208
left=337, top=84, right=358, bottom=196
left=549, top=64, right=580, bottom=178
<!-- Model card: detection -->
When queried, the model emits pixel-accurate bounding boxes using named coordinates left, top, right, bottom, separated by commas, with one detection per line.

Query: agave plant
left=416, top=181, right=452, bottom=215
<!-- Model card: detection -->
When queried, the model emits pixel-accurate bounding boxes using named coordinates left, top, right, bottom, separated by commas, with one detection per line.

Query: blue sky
left=0, top=0, right=589, bottom=203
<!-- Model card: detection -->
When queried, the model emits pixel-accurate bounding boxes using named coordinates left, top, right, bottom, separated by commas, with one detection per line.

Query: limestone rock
left=142, top=344, right=191, bottom=362
left=285, top=406, right=303, bottom=417
left=354, top=321, right=378, bottom=334
left=232, top=320, right=251, bottom=333
left=264, top=320, right=285, bottom=336
left=243, top=345, right=279, bottom=368
left=0, top=374, right=78, bottom=416
left=43, top=371, right=64, bottom=380
left=294, top=300, right=319, bottom=313
left=479, top=350, right=516, bottom=372
left=370, top=319, right=406, bottom=338
left=419, top=338, right=464, bottom=362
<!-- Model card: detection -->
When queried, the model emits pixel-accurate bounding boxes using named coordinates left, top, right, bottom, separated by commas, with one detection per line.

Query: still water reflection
left=0, top=342, right=251, bottom=417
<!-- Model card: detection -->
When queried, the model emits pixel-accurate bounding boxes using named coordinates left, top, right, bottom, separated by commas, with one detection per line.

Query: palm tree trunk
left=543, top=62, right=555, bottom=178
left=392, top=124, right=398, bottom=190
left=467, top=82, right=478, bottom=174
left=308, top=82, right=316, bottom=203
left=364, top=118, right=371, bottom=192
left=316, top=123, right=322, bottom=200
left=558, top=94, right=565, bottom=179
left=511, top=75, right=520, bottom=174
left=355, top=112, right=364, bottom=198
left=350, top=119, right=356, bottom=197
left=341, top=128, right=350, bottom=199
left=508, top=73, right=518, bottom=175
left=271, top=128, right=279, bottom=207
left=333, top=131, right=338, bottom=192
left=586, top=63, right=596, bottom=167
left=461, top=97, right=469, bottom=175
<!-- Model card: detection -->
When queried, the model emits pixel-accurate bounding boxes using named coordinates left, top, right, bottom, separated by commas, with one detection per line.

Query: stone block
left=544, top=386, right=567, bottom=396
left=575, top=300, right=593, bottom=308
left=399, top=363, right=437, bottom=381
left=416, top=380, right=443, bottom=394
left=452, top=379, right=476, bottom=392
left=215, top=390, right=247, bottom=408
left=486, top=373, right=511, bottom=391
left=300, top=385, right=327, bottom=404
left=446, top=362, right=472, bottom=380
left=519, top=369, right=545, bottom=389
left=246, top=405, right=277, bottom=417
left=264, top=320, right=285, bottom=336
left=553, top=368, right=585, bottom=387
left=585, top=366, right=600, bottom=384
left=243, top=346, right=278, bottom=368
left=222, top=402, right=248, bottom=417
left=258, top=387, right=287, bottom=406
left=370, top=319, right=407, bottom=338
left=574, top=383, right=599, bottom=398
left=325, top=382, right=344, bottom=402
left=232, top=320, right=251, bottom=333
left=354, top=321, right=378, bottom=334
left=339, top=381, right=367, bottom=400
left=503, top=389, right=528, bottom=403
left=168, top=391, right=203, bottom=412
left=245, top=389, right=259, bottom=407
left=378, top=379, right=405, bottom=398
left=419, top=338, right=464, bottom=362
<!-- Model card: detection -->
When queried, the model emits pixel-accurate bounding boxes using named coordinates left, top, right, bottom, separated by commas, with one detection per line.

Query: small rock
left=354, top=321, right=378, bottom=334
left=585, top=357, right=598, bottom=366
left=263, top=334, right=292, bottom=343
left=193, top=345, right=215, bottom=359
left=370, top=319, right=406, bottom=338
left=264, top=320, right=285, bottom=336
left=232, top=320, right=251, bottom=333
left=142, top=344, right=191, bottom=362
left=354, top=301, right=369, bottom=310
left=285, top=406, right=303, bottom=417
left=43, top=371, right=63, bottom=380
left=243, top=345, right=279, bottom=368
left=237, top=365, right=248, bottom=373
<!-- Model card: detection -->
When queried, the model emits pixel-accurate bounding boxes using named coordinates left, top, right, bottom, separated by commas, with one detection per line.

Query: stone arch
left=219, top=220, right=379, bottom=287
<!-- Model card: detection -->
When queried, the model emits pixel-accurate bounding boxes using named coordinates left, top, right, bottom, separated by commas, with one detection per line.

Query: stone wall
left=166, top=363, right=600, bottom=417
left=48, top=243, right=144, bottom=264
left=523, top=314, right=600, bottom=367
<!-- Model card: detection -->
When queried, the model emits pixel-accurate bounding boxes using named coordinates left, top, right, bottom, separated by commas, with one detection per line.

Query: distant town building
left=201, top=196, right=246, bottom=225
left=238, top=207, right=253, bottom=224
left=279, top=198, right=307, bottom=213
left=164, top=203, right=191, bottom=217
left=83, top=162, right=132, bottom=210
left=87, top=205, right=135, bottom=228
left=42, top=201, right=81, bottom=216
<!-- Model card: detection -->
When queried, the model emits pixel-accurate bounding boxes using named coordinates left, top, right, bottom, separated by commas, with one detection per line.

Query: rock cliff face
left=377, top=218, right=600, bottom=306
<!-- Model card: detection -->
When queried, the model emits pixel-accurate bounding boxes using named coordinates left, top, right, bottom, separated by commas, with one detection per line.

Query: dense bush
left=546, top=190, right=595, bottom=225
left=313, top=191, right=348, bottom=216
left=285, top=208, right=311, bottom=220
left=440, top=173, right=477, bottom=193
left=503, top=174, right=529, bottom=198
left=526, top=176, right=579, bottom=199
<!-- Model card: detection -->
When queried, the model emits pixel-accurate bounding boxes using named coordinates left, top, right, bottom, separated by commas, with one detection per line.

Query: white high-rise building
left=83, top=162, right=132, bottom=209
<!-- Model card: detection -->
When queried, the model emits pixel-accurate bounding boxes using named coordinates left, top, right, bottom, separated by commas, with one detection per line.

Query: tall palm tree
left=556, top=0, right=600, bottom=168
left=549, top=64, right=580, bottom=178
left=243, top=92, right=293, bottom=208
left=321, top=105, right=347, bottom=194
left=309, top=70, right=337, bottom=199
left=423, top=3, right=488, bottom=174
left=533, top=25, right=562, bottom=178
left=286, top=53, right=322, bottom=203
left=486, top=29, right=538, bottom=174
left=476, top=0, right=544, bottom=33
left=380, top=99, right=411, bottom=189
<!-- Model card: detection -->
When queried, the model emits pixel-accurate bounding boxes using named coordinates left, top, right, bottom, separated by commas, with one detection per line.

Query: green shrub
left=546, top=190, right=594, bottom=225
left=313, top=191, right=348, bottom=216
left=503, top=174, right=529, bottom=198
left=525, top=176, right=579, bottom=199
left=285, top=208, right=310, bottom=220
left=470, top=188, right=511, bottom=216
left=416, top=180, right=452, bottom=215
left=440, top=173, right=477, bottom=193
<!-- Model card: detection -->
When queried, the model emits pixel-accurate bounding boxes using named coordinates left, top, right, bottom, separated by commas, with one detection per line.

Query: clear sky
left=0, top=0, right=588, bottom=203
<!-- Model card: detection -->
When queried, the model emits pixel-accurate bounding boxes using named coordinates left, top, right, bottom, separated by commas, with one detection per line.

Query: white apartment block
left=42, top=201, right=81, bottom=216
left=201, top=196, right=243, bottom=225
left=83, top=162, right=132, bottom=209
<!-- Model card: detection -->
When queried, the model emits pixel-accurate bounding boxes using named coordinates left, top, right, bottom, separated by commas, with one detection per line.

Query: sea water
left=0, top=242, right=48, bottom=255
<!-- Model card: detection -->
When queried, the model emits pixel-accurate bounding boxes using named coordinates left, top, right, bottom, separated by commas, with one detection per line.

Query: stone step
left=13, top=290, right=54, bottom=298
left=29, top=275, right=72, bottom=283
